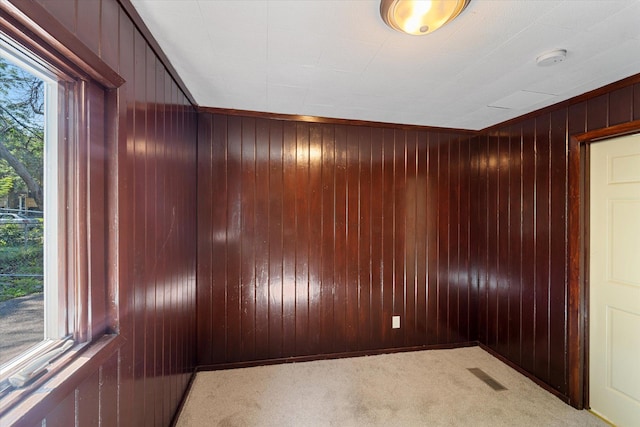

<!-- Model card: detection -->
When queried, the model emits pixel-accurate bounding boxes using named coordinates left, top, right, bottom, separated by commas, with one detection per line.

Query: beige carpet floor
left=176, top=347, right=608, bottom=427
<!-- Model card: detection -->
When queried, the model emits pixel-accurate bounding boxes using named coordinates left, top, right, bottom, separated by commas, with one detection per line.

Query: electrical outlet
left=392, top=315, right=400, bottom=329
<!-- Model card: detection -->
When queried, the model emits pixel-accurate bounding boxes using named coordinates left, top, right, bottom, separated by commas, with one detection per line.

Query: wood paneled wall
left=474, top=80, right=640, bottom=402
left=197, top=113, right=477, bottom=365
left=8, top=1, right=199, bottom=425
left=12, top=2, right=640, bottom=422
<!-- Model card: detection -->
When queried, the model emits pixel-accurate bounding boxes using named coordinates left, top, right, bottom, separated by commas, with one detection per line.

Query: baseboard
left=170, top=370, right=198, bottom=427
left=195, top=341, right=479, bottom=372
left=477, top=343, right=573, bottom=406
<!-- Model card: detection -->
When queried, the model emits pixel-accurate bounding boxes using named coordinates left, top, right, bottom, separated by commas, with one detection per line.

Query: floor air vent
left=467, top=368, right=507, bottom=391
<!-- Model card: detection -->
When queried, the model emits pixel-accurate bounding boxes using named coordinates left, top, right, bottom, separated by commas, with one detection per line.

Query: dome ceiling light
left=380, top=0, right=470, bottom=35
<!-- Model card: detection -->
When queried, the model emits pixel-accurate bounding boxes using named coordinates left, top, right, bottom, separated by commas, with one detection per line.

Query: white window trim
left=0, top=35, right=66, bottom=383
left=42, top=68, right=59, bottom=339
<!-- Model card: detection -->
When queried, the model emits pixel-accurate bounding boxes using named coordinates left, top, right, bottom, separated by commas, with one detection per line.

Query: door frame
left=568, top=119, right=640, bottom=409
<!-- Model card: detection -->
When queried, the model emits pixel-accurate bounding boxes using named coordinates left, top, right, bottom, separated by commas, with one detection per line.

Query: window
left=0, top=0, right=124, bottom=420
left=0, top=33, right=69, bottom=390
left=0, top=16, right=115, bottom=412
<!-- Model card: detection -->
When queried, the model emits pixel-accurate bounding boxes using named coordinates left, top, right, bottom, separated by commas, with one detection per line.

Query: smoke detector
left=536, top=49, right=567, bottom=66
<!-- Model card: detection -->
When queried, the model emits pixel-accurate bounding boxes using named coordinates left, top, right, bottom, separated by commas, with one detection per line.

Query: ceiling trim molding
left=481, top=72, right=640, bottom=133
left=198, top=106, right=479, bottom=135
left=117, top=0, right=197, bottom=105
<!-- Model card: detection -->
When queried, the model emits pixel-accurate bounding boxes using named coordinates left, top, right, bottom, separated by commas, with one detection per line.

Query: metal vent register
left=467, top=368, right=507, bottom=391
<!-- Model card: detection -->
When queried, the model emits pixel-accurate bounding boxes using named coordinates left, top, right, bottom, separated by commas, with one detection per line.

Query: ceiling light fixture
left=380, top=0, right=470, bottom=35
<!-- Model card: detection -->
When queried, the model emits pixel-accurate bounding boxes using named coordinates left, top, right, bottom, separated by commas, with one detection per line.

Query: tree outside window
left=0, top=55, right=46, bottom=365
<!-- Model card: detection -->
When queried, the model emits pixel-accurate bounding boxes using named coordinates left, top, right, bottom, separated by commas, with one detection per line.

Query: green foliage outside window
left=0, top=56, right=45, bottom=302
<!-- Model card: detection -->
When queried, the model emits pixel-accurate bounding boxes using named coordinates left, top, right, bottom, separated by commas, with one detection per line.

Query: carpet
left=176, top=347, right=607, bottom=427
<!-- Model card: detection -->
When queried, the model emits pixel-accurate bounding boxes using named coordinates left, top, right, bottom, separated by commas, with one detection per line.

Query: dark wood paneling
left=609, top=86, right=633, bottom=126
left=496, top=132, right=509, bottom=358
left=634, top=83, right=640, bottom=121
left=8, top=1, right=199, bottom=426
left=43, top=393, right=75, bottom=427
left=75, top=368, right=100, bottom=426
left=198, top=115, right=476, bottom=364
left=76, top=0, right=100, bottom=54
left=268, top=121, right=285, bottom=359
left=474, top=75, right=640, bottom=406
left=20, top=2, right=640, bottom=420
left=549, top=109, right=568, bottom=393
left=520, top=119, right=536, bottom=374
left=506, top=126, right=522, bottom=365
left=99, top=352, right=119, bottom=427
left=586, top=95, right=608, bottom=131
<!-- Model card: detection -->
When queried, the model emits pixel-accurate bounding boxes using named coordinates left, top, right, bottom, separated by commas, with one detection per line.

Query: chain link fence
left=0, top=220, right=44, bottom=302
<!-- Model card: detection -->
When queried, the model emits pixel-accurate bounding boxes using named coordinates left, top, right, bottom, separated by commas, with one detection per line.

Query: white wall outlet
left=392, top=315, right=400, bottom=329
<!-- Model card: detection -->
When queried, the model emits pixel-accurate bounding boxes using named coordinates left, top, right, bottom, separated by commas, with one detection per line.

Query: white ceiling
left=130, top=0, right=640, bottom=130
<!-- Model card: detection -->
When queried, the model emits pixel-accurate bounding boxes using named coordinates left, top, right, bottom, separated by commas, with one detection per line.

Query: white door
left=590, top=133, right=640, bottom=426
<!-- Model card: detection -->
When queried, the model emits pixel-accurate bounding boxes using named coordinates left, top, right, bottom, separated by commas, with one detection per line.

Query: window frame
left=0, top=39, right=63, bottom=344
left=0, top=0, right=123, bottom=419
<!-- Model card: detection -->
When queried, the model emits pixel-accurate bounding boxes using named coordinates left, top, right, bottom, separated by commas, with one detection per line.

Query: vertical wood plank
left=100, top=0, right=119, bottom=68
left=415, top=132, right=428, bottom=343
left=211, top=114, right=228, bottom=364
left=37, top=0, right=76, bottom=33
left=294, top=122, right=310, bottom=355
left=496, top=134, right=510, bottom=356
left=426, top=132, right=439, bottom=344
left=549, top=108, right=568, bottom=394
left=76, top=0, right=100, bottom=53
left=144, top=47, right=158, bottom=427
left=609, top=86, right=633, bottom=125
left=197, top=113, right=213, bottom=363
left=468, top=136, right=480, bottom=343
left=474, top=135, right=488, bottom=345
left=345, top=127, right=360, bottom=351
left=281, top=121, right=297, bottom=356
left=226, top=116, right=243, bottom=362
left=458, top=136, right=470, bottom=342
left=255, top=118, right=271, bottom=359
left=307, top=124, right=323, bottom=355
left=586, top=94, right=608, bottom=131
left=154, top=61, right=168, bottom=426
left=370, top=128, right=384, bottom=347
left=76, top=368, right=100, bottom=427
left=43, top=392, right=75, bottom=427
left=132, top=29, right=147, bottom=427
left=358, top=127, right=372, bottom=350
left=534, top=115, right=551, bottom=385
left=100, top=351, right=119, bottom=427
left=520, top=119, right=536, bottom=374
left=382, top=129, right=395, bottom=348
left=393, top=130, right=406, bottom=348
left=507, top=126, right=523, bottom=364
left=569, top=102, right=587, bottom=135
left=485, top=133, right=498, bottom=349
left=333, top=125, right=348, bottom=353
left=240, top=117, right=256, bottom=360
left=449, top=136, right=461, bottom=344
left=320, top=125, right=336, bottom=353
left=404, top=131, right=417, bottom=346
left=268, top=121, right=284, bottom=359
left=117, top=9, right=135, bottom=425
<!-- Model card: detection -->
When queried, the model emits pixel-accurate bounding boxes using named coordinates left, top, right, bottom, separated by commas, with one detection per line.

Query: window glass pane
left=0, top=50, right=55, bottom=366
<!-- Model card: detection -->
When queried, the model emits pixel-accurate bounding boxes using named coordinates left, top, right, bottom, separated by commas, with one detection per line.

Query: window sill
left=0, top=334, right=124, bottom=426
